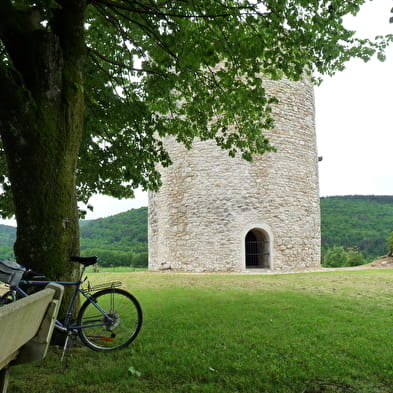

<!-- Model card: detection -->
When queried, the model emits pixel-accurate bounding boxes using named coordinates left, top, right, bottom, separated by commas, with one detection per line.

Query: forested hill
left=79, top=207, right=148, bottom=267
left=0, top=207, right=149, bottom=268
left=0, top=224, right=17, bottom=260
left=1, top=196, right=393, bottom=265
left=80, top=207, right=147, bottom=252
left=320, top=195, right=393, bottom=260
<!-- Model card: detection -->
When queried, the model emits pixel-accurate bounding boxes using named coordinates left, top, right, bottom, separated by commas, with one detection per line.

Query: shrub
left=323, top=246, right=348, bottom=268
left=344, top=248, right=367, bottom=267
left=323, top=246, right=368, bottom=268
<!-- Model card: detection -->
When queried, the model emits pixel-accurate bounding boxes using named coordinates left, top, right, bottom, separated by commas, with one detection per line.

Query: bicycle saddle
left=70, top=256, right=98, bottom=266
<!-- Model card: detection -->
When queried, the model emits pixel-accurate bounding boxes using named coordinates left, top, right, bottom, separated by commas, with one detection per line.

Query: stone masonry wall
left=148, top=76, right=321, bottom=272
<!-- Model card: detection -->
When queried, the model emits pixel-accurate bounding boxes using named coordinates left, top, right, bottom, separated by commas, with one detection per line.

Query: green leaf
left=128, top=366, right=142, bottom=377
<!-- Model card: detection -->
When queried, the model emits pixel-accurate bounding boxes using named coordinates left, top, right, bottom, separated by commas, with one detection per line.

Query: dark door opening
left=245, top=229, right=270, bottom=268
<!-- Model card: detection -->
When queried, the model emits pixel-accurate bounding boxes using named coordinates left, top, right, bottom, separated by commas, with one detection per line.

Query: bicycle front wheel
left=77, top=288, right=142, bottom=351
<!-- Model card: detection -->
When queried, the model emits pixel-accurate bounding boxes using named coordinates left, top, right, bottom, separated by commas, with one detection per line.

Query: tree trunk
left=0, top=1, right=86, bottom=281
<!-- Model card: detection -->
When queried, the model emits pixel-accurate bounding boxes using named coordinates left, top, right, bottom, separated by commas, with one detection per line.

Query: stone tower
left=148, top=76, right=321, bottom=272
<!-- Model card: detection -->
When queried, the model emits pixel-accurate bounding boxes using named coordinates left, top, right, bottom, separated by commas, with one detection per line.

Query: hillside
left=79, top=207, right=148, bottom=267
left=320, top=195, right=393, bottom=260
left=1, top=196, right=393, bottom=265
left=0, top=224, right=16, bottom=260
left=80, top=207, right=147, bottom=252
left=0, top=207, right=148, bottom=267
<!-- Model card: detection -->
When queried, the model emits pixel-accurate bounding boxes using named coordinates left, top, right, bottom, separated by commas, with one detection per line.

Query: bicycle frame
left=1, top=257, right=142, bottom=359
left=8, top=266, right=112, bottom=333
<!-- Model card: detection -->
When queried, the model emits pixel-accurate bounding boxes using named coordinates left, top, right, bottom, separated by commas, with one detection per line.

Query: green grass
left=8, top=269, right=393, bottom=393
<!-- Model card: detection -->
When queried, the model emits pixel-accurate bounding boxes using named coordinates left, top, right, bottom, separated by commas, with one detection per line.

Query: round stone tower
left=148, top=77, right=321, bottom=272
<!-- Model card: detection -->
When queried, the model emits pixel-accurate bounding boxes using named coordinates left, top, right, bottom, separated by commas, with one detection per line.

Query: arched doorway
left=245, top=229, right=270, bottom=268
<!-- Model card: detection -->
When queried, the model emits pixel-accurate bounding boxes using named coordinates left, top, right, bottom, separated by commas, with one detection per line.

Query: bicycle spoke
left=84, top=335, right=115, bottom=342
left=77, top=288, right=142, bottom=351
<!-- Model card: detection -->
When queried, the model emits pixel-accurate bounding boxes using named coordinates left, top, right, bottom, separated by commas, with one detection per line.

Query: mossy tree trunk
left=0, top=1, right=87, bottom=280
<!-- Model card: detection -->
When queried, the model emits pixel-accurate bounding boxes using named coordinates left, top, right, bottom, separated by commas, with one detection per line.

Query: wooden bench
left=0, top=283, right=64, bottom=393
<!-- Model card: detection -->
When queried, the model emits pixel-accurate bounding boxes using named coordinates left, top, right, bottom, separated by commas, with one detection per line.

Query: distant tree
left=0, top=245, right=14, bottom=260
left=0, top=1, right=390, bottom=279
left=81, top=248, right=135, bottom=267
left=387, top=232, right=393, bottom=257
left=133, top=253, right=148, bottom=268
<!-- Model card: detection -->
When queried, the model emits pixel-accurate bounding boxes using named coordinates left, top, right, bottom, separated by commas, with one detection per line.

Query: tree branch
left=91, top=0, right=259, bottom=19
left=99, top=4, right=180, bottom=63
left=87, top=46, right=163, bottom=76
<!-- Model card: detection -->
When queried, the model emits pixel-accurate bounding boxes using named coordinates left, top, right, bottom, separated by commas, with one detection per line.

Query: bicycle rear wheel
left=77, top=288, right=142, bottom=351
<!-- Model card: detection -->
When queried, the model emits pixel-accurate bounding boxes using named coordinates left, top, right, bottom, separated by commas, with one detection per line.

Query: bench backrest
left=0, top=283, right=64, bottom=369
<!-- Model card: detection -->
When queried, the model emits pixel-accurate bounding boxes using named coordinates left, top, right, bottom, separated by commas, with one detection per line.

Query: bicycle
left=0, top=256, right=143, bottom=356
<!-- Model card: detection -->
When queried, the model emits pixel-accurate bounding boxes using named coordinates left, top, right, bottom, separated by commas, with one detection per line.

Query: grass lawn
left=8, top=269, right=393, bottom=393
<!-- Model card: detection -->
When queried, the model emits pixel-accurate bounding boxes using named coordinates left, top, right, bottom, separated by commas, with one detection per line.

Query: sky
left=315, top=0, right=393, bottom=197
left=1, top=0, right=392, bottom=226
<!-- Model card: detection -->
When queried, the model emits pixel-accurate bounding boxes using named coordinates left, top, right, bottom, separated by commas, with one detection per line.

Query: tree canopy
left=1, top=0, right=390, bottom=216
